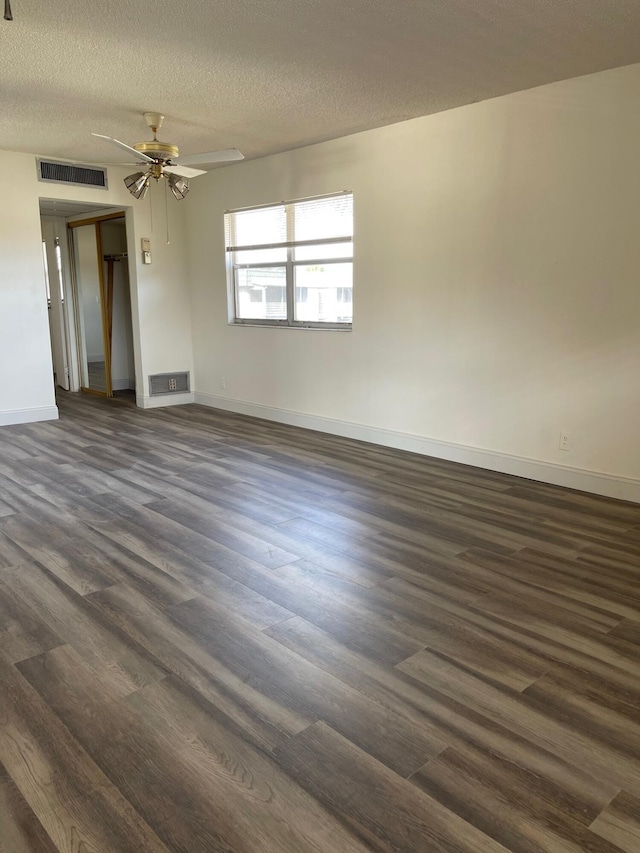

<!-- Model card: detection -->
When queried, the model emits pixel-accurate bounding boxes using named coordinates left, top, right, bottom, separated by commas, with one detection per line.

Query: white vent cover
left=37, top=159, right=108, bottom=189
left=149, top=372, right=190, bottom=396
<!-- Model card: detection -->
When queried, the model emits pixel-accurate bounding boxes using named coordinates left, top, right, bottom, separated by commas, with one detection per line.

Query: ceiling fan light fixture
left=168, top=173, right=189, bottom=200
left=124, top=171, right=150, bottom=200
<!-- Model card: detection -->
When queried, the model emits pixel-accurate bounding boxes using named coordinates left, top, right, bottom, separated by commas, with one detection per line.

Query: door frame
left=68, top=211, right=126, bottom=398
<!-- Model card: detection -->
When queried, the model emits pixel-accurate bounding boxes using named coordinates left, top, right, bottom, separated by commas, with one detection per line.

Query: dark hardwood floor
left=1, top=390, right=640, bottom=852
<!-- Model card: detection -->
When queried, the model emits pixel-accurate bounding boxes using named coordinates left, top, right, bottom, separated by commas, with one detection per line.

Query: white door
left=41, top=219, right=70, bottom=391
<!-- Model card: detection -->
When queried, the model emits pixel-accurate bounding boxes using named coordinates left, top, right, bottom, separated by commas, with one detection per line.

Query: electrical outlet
left=559, top=431, right=570, bottom=451
left=220, top=377, right=226, bottom=390
left=168, top=378, right=177, bottom=391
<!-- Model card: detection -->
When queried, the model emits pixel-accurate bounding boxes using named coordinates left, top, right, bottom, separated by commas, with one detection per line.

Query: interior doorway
left=39, top=200, right=136, bottom=401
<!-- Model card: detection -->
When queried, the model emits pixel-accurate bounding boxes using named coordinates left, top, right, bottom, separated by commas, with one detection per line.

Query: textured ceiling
left=2, top=0, right=640, bottom=167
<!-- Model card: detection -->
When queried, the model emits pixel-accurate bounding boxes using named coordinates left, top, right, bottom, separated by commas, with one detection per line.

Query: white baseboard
left=194, top=392, right=640, bottom=504
left=136, top=392, right=195, bottom=409
left=0, top=405, right=59, bottom=426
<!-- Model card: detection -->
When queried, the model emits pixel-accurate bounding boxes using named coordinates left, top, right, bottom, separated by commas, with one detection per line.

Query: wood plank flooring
left=1, top=391, right=640, bottom=852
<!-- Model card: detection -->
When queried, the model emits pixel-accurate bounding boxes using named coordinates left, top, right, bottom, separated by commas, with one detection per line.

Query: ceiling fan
left=92, top=112, right=244, bottom=200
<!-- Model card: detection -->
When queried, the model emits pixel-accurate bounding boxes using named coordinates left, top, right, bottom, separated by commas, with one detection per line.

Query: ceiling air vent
left=149, top=372, right=190, bottom=396
left=37, top=159, right=108, bottom=189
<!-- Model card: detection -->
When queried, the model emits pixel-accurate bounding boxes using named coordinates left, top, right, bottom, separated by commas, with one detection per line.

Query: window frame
left=225, top=192, right=353, bottom=331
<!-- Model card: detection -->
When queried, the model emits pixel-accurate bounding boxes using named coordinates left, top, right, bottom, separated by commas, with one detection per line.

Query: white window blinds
left=225, top=193, right=353, bottom=251
left=225, top=192, right=353, bottom=328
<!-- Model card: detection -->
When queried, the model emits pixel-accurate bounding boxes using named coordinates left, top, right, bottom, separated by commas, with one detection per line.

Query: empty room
left=1, top=1, right=640, bottom=850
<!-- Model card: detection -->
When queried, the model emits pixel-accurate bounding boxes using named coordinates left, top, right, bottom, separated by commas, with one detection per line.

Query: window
left=41, top=238, right=66, bottom=308
left=225, top=192, right=353, bottom=329
left=42, top=241, right=51, bottom=306
left=55, top=240, right=66, bottom=301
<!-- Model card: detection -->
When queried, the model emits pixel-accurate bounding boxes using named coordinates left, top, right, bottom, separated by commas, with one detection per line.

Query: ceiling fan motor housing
left=134, top=140, right=179, bottom=162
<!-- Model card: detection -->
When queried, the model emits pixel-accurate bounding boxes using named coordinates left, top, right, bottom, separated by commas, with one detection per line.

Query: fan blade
left=176, top=148, right=244, bottom=167
left=91, top=133, right=155, bottom=163
left=164, top=164, right=207, bottom=179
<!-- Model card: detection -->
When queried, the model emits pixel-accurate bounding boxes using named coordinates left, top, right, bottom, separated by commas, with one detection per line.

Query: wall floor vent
left=37, top=159, right=108, bottom=189
left=149, top=372, right=190, bottom=396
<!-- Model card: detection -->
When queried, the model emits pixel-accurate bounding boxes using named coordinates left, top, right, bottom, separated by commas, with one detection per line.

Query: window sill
left=229, top=321, right=352, bottom=332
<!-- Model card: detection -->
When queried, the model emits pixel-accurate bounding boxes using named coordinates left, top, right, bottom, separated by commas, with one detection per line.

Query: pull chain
left=165, top=178, right=171, bottom=244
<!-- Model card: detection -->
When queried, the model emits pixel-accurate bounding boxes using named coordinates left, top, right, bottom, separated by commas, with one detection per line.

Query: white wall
left=0, top=152, right=57, bottom=424
left=186, top=63, right=640, bottom=500
left=0, top=152, right=194, bottom=423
